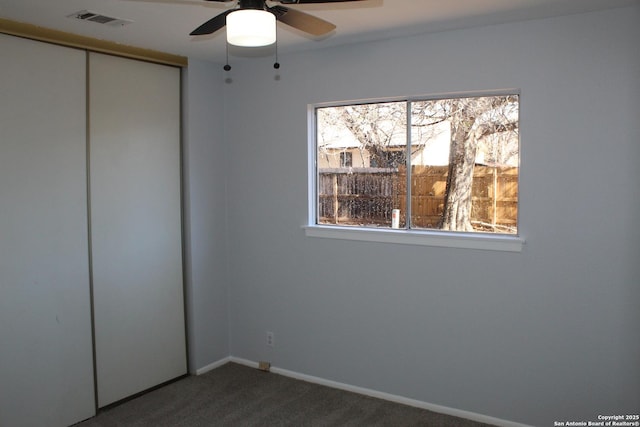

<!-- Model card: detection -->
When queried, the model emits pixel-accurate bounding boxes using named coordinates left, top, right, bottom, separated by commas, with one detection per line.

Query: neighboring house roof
left=318, top=120, right=451, bottom=166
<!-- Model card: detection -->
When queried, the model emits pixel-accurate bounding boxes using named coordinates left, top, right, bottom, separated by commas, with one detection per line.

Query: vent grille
left=68, top=10, right=133, bottom=27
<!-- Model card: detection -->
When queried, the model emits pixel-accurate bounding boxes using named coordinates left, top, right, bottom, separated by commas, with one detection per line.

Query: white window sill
left=303, top=225, right=524, bottom=252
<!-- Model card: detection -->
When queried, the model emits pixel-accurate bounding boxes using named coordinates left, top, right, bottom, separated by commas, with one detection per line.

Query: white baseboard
left=194, top=356, right=232, bottom=375
left=229, top=357, right=531, bottom=427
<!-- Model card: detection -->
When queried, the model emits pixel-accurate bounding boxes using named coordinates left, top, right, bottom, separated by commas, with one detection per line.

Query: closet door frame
left=0, top=24, right=188, bottom=423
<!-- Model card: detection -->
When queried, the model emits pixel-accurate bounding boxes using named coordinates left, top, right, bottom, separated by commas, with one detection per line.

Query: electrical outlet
left=266, top=331, right=275, bottom=347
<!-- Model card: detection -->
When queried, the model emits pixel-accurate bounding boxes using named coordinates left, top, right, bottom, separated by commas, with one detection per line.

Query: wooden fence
left=318, top=165, right=518, bottom=232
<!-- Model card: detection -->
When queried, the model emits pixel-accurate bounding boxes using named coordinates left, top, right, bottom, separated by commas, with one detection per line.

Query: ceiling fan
left=190, top=0, right=366, bottom=42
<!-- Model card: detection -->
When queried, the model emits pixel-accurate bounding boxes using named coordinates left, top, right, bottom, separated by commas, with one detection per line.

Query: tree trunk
left=440, top=116, right=478, bottom=231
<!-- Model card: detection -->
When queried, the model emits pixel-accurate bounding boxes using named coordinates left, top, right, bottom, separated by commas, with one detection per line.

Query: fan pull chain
left=274, top=25, right=280, bottom=69
left=224, top=41, right=231, bottom=71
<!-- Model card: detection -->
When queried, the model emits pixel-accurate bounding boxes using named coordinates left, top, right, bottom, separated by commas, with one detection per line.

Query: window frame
left=305, top=90, right=525, bottom=252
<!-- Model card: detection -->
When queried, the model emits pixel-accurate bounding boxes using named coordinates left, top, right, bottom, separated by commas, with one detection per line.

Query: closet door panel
left=0, top=34, right=95, bottom=427
left=89, top=53, right=186, bottom=407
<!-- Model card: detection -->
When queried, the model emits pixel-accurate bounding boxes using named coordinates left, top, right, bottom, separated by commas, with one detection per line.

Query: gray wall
left=219, top=6, right=640, bottom=426
left=183, top=60, right=230, bottom=371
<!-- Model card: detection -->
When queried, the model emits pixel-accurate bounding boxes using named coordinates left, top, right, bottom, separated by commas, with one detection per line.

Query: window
left=311, top=92, right=521, bottom=247
left=340, top=152, right=352, bottom=168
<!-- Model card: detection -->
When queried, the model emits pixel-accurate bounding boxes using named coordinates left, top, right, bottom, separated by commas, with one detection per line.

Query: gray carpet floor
left=75, top=362, right=495, bottom=427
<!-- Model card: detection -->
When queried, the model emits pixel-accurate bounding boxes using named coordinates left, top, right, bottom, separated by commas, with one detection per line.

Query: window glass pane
left=410, top=95, right=519, bottom=234
left=317, top=102, right=407, bottom=228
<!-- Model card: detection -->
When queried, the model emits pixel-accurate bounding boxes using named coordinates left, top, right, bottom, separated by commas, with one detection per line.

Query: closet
left=0, top=34, right=186, bottom=426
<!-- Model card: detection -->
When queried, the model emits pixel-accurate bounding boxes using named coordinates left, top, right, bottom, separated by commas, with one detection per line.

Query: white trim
left=312, top=88, right=521, bottom=109
left=229, top=357, right=531, bottom=427
left=304, top=225, right=525, bottom=252
left=307, top=105, right=318, bottom=227
left=195, top=356, right=232, bottom=375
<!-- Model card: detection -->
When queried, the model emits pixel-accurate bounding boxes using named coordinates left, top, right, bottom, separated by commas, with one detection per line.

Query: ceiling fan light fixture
left=226, top=9, right=276, bottom=47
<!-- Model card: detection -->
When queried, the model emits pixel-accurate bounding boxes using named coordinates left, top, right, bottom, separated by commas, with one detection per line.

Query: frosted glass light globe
left=226, top=10, right=276, bottom=47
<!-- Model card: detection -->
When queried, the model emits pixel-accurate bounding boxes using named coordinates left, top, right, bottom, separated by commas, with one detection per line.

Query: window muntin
left=315, top=94, right=519, bottom=235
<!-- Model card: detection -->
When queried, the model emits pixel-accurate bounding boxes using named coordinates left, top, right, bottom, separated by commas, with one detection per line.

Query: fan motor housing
left=240, top=0, right=265, bottom=10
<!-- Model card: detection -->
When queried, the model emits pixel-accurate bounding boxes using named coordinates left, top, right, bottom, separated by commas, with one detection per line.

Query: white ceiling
left=0, top=0, right=637, bottom=63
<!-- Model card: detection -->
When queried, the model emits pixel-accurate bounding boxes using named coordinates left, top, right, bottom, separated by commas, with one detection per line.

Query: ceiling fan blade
left=278, top=0, right=367, bottom=3
left=190, top=9, right=233, bottom=36
left=270, top=5, right=336, bottom=36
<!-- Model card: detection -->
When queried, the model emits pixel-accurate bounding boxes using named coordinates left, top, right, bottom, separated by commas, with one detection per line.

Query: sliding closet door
left=0, top=35, right=95, bottom=426
left=89, top=53, right=186, bottom=407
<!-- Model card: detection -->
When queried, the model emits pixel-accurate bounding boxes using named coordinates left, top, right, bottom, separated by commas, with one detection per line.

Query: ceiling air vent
left=68, top=10, right=133, bottom=27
